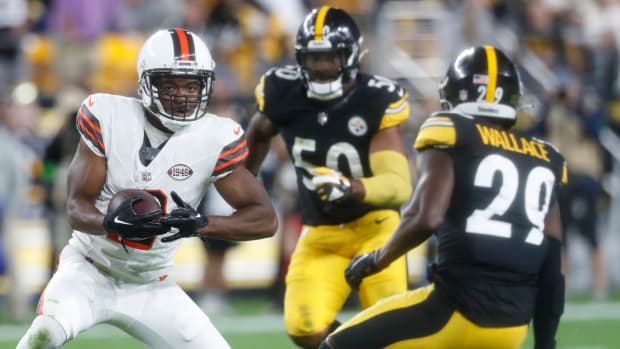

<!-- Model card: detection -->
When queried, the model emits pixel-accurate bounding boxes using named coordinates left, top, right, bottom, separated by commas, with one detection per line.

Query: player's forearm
left=376, top=171, right=443, bottom=268
left=377, top=209, right=434, bottom=268
left=533, top=237, right=564, bottom=349
left=200, top=204, right=278, bottom=240
left=359, top=150, right=412, bottom=206
left=67, top=197, right=107, bottom=235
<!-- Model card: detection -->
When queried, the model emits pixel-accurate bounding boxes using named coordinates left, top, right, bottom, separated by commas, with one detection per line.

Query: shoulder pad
left=255, top=65, right=303, bottom=113
left=414, top=114, right=457, bottom=150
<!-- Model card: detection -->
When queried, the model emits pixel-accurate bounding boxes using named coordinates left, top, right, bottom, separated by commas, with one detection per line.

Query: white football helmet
left=137, top=28, right=216, bottom=132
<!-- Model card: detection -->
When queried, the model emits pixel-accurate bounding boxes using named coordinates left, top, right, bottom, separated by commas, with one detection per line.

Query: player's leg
left=17, top=245, right=104, bottom=348
left=355, top=210, right=407, bottom=307
left=322, top=285, right=527, bottom=349
left=115, top=278, right=230, bottom=349
left=16, top=315, right=67, bottom=349
left=284, top=225, right=352, bottom=349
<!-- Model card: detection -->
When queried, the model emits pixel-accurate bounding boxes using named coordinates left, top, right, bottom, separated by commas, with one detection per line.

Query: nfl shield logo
left=142, top=170, right=152, bottom=182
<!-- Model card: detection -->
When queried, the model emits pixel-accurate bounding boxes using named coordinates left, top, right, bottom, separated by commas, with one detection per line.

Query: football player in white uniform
left=17, top=28, right=278, bottom=349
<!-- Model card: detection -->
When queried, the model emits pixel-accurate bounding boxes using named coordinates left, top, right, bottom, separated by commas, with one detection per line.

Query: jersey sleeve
left=212, top=134, right=249, bottom=180
left=254, top=74, right=268, bottom=113
left=413, top=114, right=458, bottom=151
left=254, top=66, right=298, bottom=116
left=75, top=95, right=105, bottom=157
left=378, top=90, right=410, bottom=130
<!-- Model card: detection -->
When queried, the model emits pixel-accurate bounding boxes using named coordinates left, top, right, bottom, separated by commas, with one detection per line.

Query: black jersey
left=255, top=65, right=409, bottom=225
left=414, top=112, right=567, bottom=326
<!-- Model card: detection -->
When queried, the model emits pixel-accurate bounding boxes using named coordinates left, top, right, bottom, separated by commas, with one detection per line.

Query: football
left=107, top=189, right=161, bottom=219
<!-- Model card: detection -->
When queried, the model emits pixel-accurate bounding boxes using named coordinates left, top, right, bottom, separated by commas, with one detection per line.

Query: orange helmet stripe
left=175, top=28, right=191, bottom=61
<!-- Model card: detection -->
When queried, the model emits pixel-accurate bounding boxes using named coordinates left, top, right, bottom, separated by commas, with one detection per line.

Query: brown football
left=107, top=189, right=161, bottom=220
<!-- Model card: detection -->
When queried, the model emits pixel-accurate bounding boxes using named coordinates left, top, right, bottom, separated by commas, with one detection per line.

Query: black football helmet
left=439, top=46, right=522, bottom=127
left=294, top=6, right=364, bottom=100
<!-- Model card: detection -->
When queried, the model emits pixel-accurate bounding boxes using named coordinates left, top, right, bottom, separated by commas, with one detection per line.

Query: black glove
left=103, top=197, right=166, bottom=240
left=345, top=250, right=382, bottom=290
left=160, top=191, right=209, bottom=242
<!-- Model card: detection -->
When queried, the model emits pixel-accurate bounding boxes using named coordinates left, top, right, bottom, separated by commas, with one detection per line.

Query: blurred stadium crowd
left=1, top=0, right=620, bottom=323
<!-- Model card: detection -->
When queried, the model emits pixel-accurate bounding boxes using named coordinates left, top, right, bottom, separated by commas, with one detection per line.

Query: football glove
left=345, top=250, right=381, bottom=290
left=160, top=191, right=209, bottom=242
left=103, top=197, right=166, bottom=240
left=311, top=167, right=352, bottom=202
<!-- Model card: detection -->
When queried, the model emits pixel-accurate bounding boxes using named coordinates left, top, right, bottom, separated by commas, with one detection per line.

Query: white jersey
left=70, top=93, right=248, bottom=283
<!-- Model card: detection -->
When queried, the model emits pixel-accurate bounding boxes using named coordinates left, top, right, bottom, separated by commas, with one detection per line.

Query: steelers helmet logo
left=348, top=116, right=367, bottom=136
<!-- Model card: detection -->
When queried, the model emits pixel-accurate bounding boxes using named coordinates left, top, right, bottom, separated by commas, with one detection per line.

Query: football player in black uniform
left=320, top=46, right=567, bottom=349
left=245, top=6, right=412, bottom=349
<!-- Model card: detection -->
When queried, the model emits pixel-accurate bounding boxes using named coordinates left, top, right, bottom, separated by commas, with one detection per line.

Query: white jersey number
left=292, top=136, right=363, bottom=190
left=465, top=154, right=555, bottom=245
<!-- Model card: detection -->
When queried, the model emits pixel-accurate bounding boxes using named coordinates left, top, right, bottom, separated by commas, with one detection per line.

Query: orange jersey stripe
left=78, top=107, right=102, bottom=135
left=77, top=117, right=105, bottom=152
left=218, top=138, right=247, bottom=159
left=214, top=148, right=249, bottom=172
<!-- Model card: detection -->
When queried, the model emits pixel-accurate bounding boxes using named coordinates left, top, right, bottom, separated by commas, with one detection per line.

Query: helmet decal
left=169, top=28, right=196, bottom=62
left=314, top=6, right=331, bottom=41
left=483, top=46, right=497, bottom=103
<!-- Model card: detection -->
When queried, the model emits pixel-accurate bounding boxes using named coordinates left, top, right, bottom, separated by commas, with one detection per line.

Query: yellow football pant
left=284, top=209, right=407, bottom=336
left=329, top=284, right=528, bottom=349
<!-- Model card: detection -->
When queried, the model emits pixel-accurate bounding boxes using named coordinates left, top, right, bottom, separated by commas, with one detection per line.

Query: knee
left=17, top=315, right=67, bottom=349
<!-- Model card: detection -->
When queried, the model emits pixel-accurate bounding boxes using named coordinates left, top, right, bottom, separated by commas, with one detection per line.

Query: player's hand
left=103, top=197, right=166, bottom=239
left=345, top=250, right=381, bottom=290
left=311, top=167, right=352, bottom=202
left=160, top=191, right=209, bottom=242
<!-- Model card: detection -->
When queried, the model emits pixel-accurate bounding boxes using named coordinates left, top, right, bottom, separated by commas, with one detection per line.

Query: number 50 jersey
left=255, top=66, right=409, bottom=225
left=415, top=112, right=567, bottom=325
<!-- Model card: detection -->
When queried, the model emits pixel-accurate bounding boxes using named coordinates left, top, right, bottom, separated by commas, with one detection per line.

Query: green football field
left=1, top=301, right=618, bottom=349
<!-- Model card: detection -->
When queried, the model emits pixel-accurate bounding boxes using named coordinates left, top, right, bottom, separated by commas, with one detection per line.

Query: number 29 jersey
left=255, top=66, right=410, bottom=225
left=414, top=112, right=567, bottom=326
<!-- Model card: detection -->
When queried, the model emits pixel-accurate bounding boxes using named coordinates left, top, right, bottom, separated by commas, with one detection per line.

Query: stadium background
left=1, top=0, right=620, bottom=348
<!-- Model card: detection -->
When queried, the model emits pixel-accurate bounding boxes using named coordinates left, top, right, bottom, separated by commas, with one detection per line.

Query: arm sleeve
left=533, top=237, right=565, bottom=349
left=360, top=150, right=412, bottom=206
left=212, top=135, right=249, bottom=180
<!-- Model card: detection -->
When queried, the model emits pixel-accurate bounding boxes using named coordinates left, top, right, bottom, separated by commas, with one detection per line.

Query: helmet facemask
left=137, top=28, right=217, bottom=133
left=294, top=6, right=364, bottom=101
left=140, top=69, right=214, bottom=132
left=296, top=43, right=360, bottom=101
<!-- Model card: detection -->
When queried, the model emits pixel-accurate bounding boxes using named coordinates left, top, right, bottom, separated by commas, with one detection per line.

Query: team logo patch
left=168, top=164, right=193, bottom=180
left=348, top=116, right=367, bottom=136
